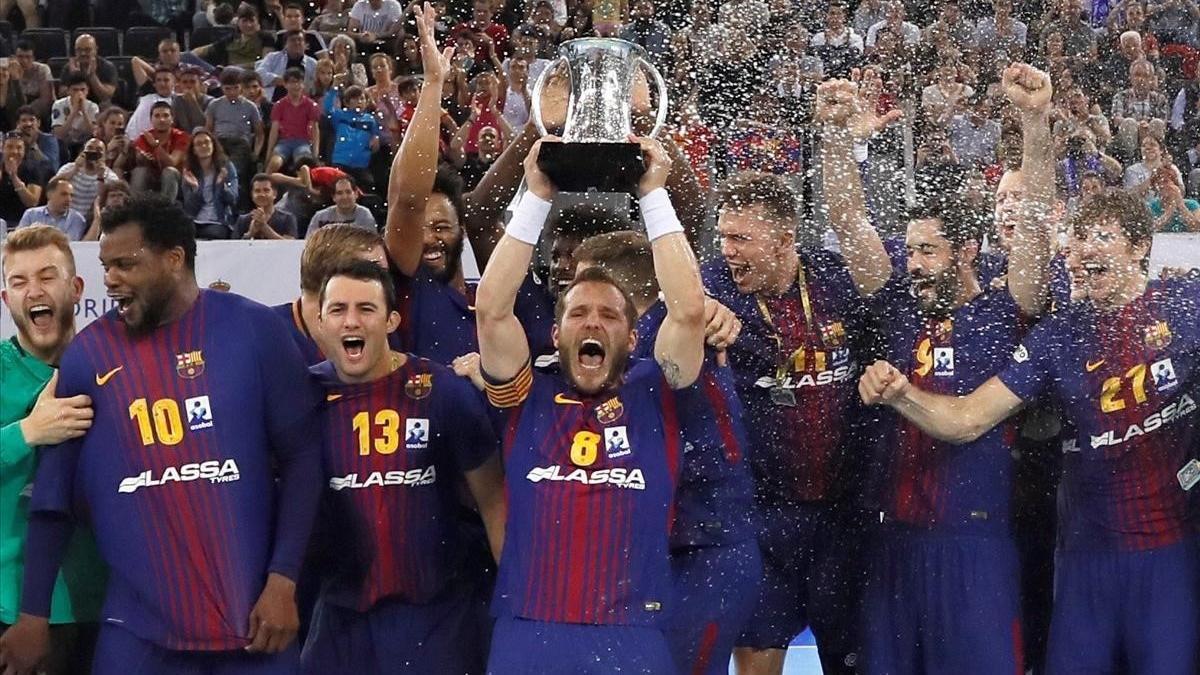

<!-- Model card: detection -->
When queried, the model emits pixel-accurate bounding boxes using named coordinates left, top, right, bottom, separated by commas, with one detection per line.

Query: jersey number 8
left=570, top=430, right=601, bottom=467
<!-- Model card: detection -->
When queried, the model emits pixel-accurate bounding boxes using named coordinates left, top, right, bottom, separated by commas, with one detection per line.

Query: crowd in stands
left=0, top=0, right=1198, bottom=244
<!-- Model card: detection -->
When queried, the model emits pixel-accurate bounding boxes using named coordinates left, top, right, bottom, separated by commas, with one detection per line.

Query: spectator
left=95, top=106, right=131, bottom=173
left=9, top=41, right=53, bottom=119
left=452, top=0, right=511, bottom=64
left=132, top=38, right=184, bottom=96
left=173, top=66, right=215, bottom=134
left=1111, top=58, right=1170, bottom=156
left=311, top=0, right=354, bottom=38
left=312, top=56, right=338, bottom=99
left=307, top=175, right=377, bottom=233
left=0, top=60, right=23, bottom=129
left=396, top=33, right=426, bottom=76
left=349, top=0, right=406, bottom=50
left=277, top=2, right=328, bottom=56
left=1126, top=132, right=1185, bottom=190
left=16, top=177, right=87, bottom=240
left=60, top=34, right=118, bottom=105
left=193, top=5, right=274, bottom=67
left=126, top=67, right=178, bottom=140
left=769, top=24, right=824, bottom=125
left=257, top=30, right=318, bottom=101
left=1169, top=70, right=1198, bottom=131
left=323, top=85, right=382, bottom=188
left=866, top=1, right=921, bottom=49
left=15, top=105, right=60, bottom=172
left=948, top=92, right=1002, bottom=168
left=128, top=101, right=188, bottom=200
left=505, top=24, right=551, bottom=82
left=1057, top=131, right=1125, bottom=197
left=1147, top=161, right=1200, bottom=231
left=923, top=0, right=976, bottom=52
left=1041, top=0, right=1099, bottom=61
left=366, top=54, right=406, bottom=144
left=619, top=0, right=672, bottom=69
left=811, top=3, right=865, bottom=78
left=243, top=70, right=274, bottom=123
left=854, top=0, right=888, bottom=37
left=0, top=134, right=45, bottom=226
left=1147, top=0, right=1200, bottom=45
left=973, top=0, right=1029, bottom=60
left=235, top=173, right=298, bottom=239
left=53, top=138, right=121, bottom=217
left=266, top=68, right=321, bottom=172
left=83, top=178, right=130, bottom=239
left=1094, top=30, right=1148, bottom=104
left=182, top=129, right=240, bottom=239
left=922, top=61, right=976, bottom=127
left=51, top=73, right=99, bottom=157
left=270, top=158, right=342, bottom=225
left=530, top=0, right=568, bottom=43
left=450, top=117, right=505, bottom=188
left=206, top=68, right=264, bottom=210
left=500, top=56, right=532, bottom=128
left=1054, top=87, right=1113, bottom=147
left=326, top=34, right=370, bottom=88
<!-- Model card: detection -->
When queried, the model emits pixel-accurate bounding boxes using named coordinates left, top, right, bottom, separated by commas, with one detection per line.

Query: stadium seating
left=47, top=56, right=69, bottom=80
left=19, top=27, right=69, bottom=59
left=0, top=20, right=14, bottom=45
left=106, top=55, right=138, bottom=109
left=122, top=26, right=171, bottom=59
left=190, top=25, right=234, bottom=50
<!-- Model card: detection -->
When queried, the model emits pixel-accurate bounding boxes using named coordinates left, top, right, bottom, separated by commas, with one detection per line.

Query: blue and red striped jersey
left=394, top=265, right=555, bottom=365
left=311, top=356, right=497, bottom=611
left=702, top=249, right=866, bottom=504
left=30, top=290, right=320, bottom=650
left=871, top=266, right=1026, bottom=534
left=999, top=277, right=1200, bottom=551
left=634, top=301, right=756, bottom=549
left=491, top=358, right=682, bottom=626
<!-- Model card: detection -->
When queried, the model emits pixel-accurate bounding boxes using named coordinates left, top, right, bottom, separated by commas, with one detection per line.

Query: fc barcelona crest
left=1144, top=320, right=1172, bottom=350
left=820, top=320, right=846, bottom=348
left=175, top=350, right=205, bottom=379
left=595, top=396, right=625, bottom=425
left=405, top=373, right=433, bottom=399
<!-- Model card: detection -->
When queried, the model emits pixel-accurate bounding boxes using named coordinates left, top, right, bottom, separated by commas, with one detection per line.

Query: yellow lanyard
left=755, top=260, right=815, bottom=380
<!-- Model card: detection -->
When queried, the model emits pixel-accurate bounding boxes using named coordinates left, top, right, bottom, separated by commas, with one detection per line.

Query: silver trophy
left=530, top=38, right=668, bottom=193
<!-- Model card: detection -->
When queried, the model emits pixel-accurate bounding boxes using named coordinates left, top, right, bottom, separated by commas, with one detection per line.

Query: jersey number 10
left=129, top=398, right=184, bottom=446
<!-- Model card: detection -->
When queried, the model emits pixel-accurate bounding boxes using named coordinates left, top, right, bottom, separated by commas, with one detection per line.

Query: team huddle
left=0, top=6, right=1197, bottom=675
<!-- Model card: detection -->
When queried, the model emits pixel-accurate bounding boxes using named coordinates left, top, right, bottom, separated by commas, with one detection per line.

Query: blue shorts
left=486, top=617, right=673, bottom=674
left=1047, top=538, right=1200, bottom=675
left=737, top=501, right=867, bottom=653
left=301, top=591, right=485, bottom=675
left=862, top=528, right=1023, bottom=675
left=272, top=140, right=314, bottom=162
left=90, top=623, right=299, bottom=675
left=665, top=539, right=762, bottom=675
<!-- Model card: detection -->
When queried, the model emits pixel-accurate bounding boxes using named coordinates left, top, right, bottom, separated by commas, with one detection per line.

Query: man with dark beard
left=386, top=4, right=553, bottom=365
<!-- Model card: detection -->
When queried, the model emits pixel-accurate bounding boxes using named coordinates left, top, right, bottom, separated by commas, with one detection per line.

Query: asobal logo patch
left=118, top=459, right=241, bottom=493
left=185, top=396, right=213, bottom=431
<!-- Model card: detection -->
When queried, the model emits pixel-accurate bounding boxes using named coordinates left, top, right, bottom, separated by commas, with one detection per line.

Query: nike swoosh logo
left=95, top=366, right=123, bottom=386
left=326, top=393, right=343, bottom=402
left=554, top=393, right=582, bottom=405
left=1086, top=359, right=1105, bottom=372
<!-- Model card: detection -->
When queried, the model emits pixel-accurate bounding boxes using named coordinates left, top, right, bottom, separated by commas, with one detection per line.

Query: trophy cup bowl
left=530, top=38, right=668, bottom=193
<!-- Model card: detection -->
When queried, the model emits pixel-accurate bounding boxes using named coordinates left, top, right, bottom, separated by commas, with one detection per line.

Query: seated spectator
left=505, top=24, right=551, bottom=83
left=132, top=38, right=184, bottom=96
left=948, top=93, right=1001, bottom=168
left=311, top=0, right=353, bottom=38
left=923, top=0, right=975, bottom=52
left=1057, top=132, right=1125, bottom=197
left=1053, top=88, right=1112, bottom=147
left=258, top=30, right=319, bottom=102
left=16, top=176, right=87, bottom=240
left=1147, top=161, right=1200, bottom=231
left=450, top=120, right=505, bottom=189
left=1147, top=0, right=1200, bottom=45
left=1185, top=127, right=1200, bottom=196
left=326, top=34, right=370, bottom=87
left=243, top=70, right=274, bottom=122
left=51, top=73, right=100, bottom=157
left=1094, top=30, right=1149, bottom=105
left=396, top=33, right=425, bottom=77
left=307, top=175, right=377, bottom=234
left=15, top=105, right=60, bottom=172
left=366, top=54, right=406, bottom=144
left=266, top=68, right=321, bottom=172
left=60, top=34, right=118, bottom=106
left=1111, top=58, right=1171, bottom=158
left=182, top=130, right=240, bottom=240
left=0, top=134, right=45, bottom=226
left=83, top=178, right=131, bottom=239
left=921, top=61, right=975, bottom=127
left=0, top=61, right=23, bottom=129
left=973, top=0, right=1028, bottom=61
left=1126, top=132, right=1185, bottom=191
left=277, top=2, right=328, bottom=56
left=619, top=0, right=671, bottom=68
left=854, top=0, right=887, bottom=36
left=312, top=57, right=339, bottom=99
left=206, top=68, right=264, bottom=209
left=452, top=0, right=511, bottom=64
left=235, top=173, right=298, bottom=239
left=270, top=157, right=340, bottom=225
left=127, top=67, right=178, bottom=140
left=9, top=40, right=52, bottom=119
left=193, top=5, right=274, bottom=67
left=811, top=3, right=865, bottom=78
left=1170, top=72, right=1198, bottom=132
left=1041, top=0, right=1099, bottom=62
left=530, top=0, right=568, bottom=43
left=95, top=106, right=131, bottom=175
left=349, top=0, right=405, bottom=50
left=323, top=85, right=382, bottom=189
left=53, top=138, right=121, bottom=217
left=500, top=56, right=533, bottom=129
left=173, top=67, right=215, bottom=135
left=866, top=1, right=921, bottom=50
left=128, top=101, right=189, bottom=200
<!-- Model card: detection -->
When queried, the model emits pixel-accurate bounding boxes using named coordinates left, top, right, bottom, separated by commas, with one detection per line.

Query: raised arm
left=638, top=137, right=705, bottom=390
left=859, top=360, right=1024, bottom=443
left=815, top=78, right=898, bottom=296
left=1003, top=64, right=1055, bottom=317
left=475, top=139, right=556, bottom=383
left=385, top=2, right=452, bottom=277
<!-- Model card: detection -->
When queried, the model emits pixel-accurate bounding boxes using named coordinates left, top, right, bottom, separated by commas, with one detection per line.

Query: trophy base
left=537, top=141, right=646, bottom=194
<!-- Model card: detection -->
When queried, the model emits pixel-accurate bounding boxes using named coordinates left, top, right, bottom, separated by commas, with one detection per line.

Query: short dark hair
left=549, top=202, right=634, bottom=240
left=717, top=171, right=798, bottom=226
left=284, top=29, right=304, bottom=42
left=101, top=193, right=197, bottom=270
left=555, top=264, right=638, bottom=329
left=342, top=85, right=364, bottom=101
left=154, top=65, right=176, bottom=78
left=46, top=176, right=70, bottom=193
left=14, top=39, right=33, bottom=53
left=906, top=194, right=985, bottom=249
left=573, top=231, right=658, bottom=305
left=333, top=175, right=357, bottom=192
left=150, top=100, right=173, bottom=114
left=319, top=258, right=398, bottom=314
left=284, top=1, right=305, bottom=11
left=237, top=4, right=259, bottom=20
left=396, top=77, right=420, bottom=95
left=61, top=72, right=88, bottom=89
left=1070, top=189, right=1153, bottom=267
left=16, top=105, right=37, bottom=120
left=220, top=68, right=244, bottom=86
left=241, top=70, right=262, bottom=86
left=283, top=66, right=305, bottom=82
left=251, top=173, right=274, bottom=189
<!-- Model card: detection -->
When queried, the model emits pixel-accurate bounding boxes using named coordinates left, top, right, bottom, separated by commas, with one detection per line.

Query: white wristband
left=639, top=188, right=684, bottom=241
left=506, top=191, right=553, bottom=245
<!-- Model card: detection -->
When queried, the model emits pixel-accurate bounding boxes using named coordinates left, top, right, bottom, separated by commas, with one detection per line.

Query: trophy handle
left=530, top=56, right=569, bottom=137
left=637, top=57, right=669, bottom=139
